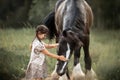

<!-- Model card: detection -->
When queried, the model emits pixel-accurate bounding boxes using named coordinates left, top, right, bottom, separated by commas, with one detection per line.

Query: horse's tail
left=42, top=11, right=57, bottom=40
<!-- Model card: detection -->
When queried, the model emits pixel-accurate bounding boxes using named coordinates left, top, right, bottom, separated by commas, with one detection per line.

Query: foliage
left=0, top=48, right=28, bottom=80
left=0, top=28, right=120, bottom=80
left=0, top=0, right=120, bottom=29
left=0, top=28, right=57, bottom=80
left=0, top=28, right=35, bottom=80
left=0, top=0, right=32, bottom=28
left=90, top=28, right=120, bottom=80
left=28, top=0, right=56, bottom=24
left=91, top=0, right=120, bottom=29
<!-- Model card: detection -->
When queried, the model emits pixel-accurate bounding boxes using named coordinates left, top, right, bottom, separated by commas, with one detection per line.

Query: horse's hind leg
left=83, top=37, right=97, bottom=80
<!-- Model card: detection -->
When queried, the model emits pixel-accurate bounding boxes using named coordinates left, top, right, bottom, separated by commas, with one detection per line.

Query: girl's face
left=37, top=33, right=46, bottom=40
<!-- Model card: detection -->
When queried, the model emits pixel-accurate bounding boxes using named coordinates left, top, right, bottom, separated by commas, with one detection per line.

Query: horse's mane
left=42, top=0, right=87, bottom=40
left=42, top=11, right=57, bottom=40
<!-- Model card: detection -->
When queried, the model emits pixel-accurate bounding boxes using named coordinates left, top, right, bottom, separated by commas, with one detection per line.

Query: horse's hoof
left=51, top=72, right=59, bottom=80
left=51, top=76, right=59, bottom=80
left=59, top=74, right=69, bottom=80
left=85, top=69, right=98, bottom=80
left=72, top=71, right=85, bottom=80
left=72, top=75, right=85, bottom=80
left=71, top=63, right=85, bottom=80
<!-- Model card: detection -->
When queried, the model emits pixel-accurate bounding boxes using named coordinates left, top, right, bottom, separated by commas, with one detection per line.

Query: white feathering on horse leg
left=51, top=65, right=68, bottom=80
left=71, top=63, right=85, bottom=80
left=85, top=68, right=98, bottom=80
left=59, top=74, right=68, bottom=80
left=51, top=64, right=59, bottom=80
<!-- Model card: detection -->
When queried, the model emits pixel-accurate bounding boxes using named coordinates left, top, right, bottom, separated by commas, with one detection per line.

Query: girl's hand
left=52, top=43, right=59, bottom=48
left=56, top=43, right=59, bottom=47
left=58, top=55, right=68, bottom=61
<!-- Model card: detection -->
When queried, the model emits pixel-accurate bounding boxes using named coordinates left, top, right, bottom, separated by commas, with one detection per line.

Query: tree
left=28, top=0, right=56, bottom=24
left=91, top=0, right=120, bottom=29
left=0, top=0, right=32, bottom=28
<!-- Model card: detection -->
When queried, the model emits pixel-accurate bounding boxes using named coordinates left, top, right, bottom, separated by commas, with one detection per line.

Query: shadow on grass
left=0, top=48, right=29, bottom=80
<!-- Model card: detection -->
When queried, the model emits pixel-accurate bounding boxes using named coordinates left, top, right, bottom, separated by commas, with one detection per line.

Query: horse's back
left=84, top=1, right=93, bottom=28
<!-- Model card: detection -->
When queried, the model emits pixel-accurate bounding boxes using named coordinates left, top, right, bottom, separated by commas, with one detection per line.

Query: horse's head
left=56, top=29, right=83, bottom=76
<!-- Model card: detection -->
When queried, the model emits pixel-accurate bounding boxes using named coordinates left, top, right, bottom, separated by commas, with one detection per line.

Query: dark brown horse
left=43, top=0, right=97, bottom=80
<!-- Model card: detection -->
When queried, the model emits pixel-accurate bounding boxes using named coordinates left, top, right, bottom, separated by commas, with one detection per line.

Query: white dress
left=26, top=38, right=47, bottom=80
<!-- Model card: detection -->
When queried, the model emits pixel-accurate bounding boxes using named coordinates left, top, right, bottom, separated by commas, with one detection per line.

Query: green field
left=0, top=28, right=120, bottom=80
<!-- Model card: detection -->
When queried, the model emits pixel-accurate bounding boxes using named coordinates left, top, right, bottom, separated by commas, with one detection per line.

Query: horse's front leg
left=83, top=36, right=91, bottom=71
left=71, top=47, right=85, bottom=80
left=51, top=64, right=60, bottom=80
left=51, top=63, right=70, bottom=80
left=83, top=37, right=97, bottom=80
left=58, top=67, right=70, bottom=80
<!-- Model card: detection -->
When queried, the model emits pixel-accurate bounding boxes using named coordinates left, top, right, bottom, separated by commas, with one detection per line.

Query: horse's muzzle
left=57, top=70, right=65, bottom=76
left=57, top=72, right=65, bottom=76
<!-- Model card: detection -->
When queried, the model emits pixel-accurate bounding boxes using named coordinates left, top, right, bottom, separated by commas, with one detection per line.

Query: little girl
left=25, top=25, right=67, bottom=80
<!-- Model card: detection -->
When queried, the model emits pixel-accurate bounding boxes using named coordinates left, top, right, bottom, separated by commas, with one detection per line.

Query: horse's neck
left=66, top=0, right=84, bottom=3
left=62, top=0, right=85, bottom=30
left=62, top=0, right=77, bottom=30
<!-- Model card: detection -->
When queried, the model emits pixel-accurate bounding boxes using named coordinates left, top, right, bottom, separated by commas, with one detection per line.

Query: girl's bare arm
left=44, top=43, right=59, bottom=48
left=41, top=48, right=67, bottom=61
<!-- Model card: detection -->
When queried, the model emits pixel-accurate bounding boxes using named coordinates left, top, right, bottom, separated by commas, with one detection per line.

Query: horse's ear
left=62, top=29, right=71, bottom=37
left=62, top=30, right=67, bottom=37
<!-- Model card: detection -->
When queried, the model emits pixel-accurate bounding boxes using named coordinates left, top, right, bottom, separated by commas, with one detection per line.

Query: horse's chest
left=55, top=2, right=66, bottom=31
left=55, top=3, right=65, bottom=21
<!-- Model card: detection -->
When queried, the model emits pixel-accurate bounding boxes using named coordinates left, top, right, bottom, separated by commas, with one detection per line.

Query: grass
left=90, top=28, right=120, bottom=80
left=0, top=28, right=120, bottom=80
left=0, top=28, right=35, bottom=80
